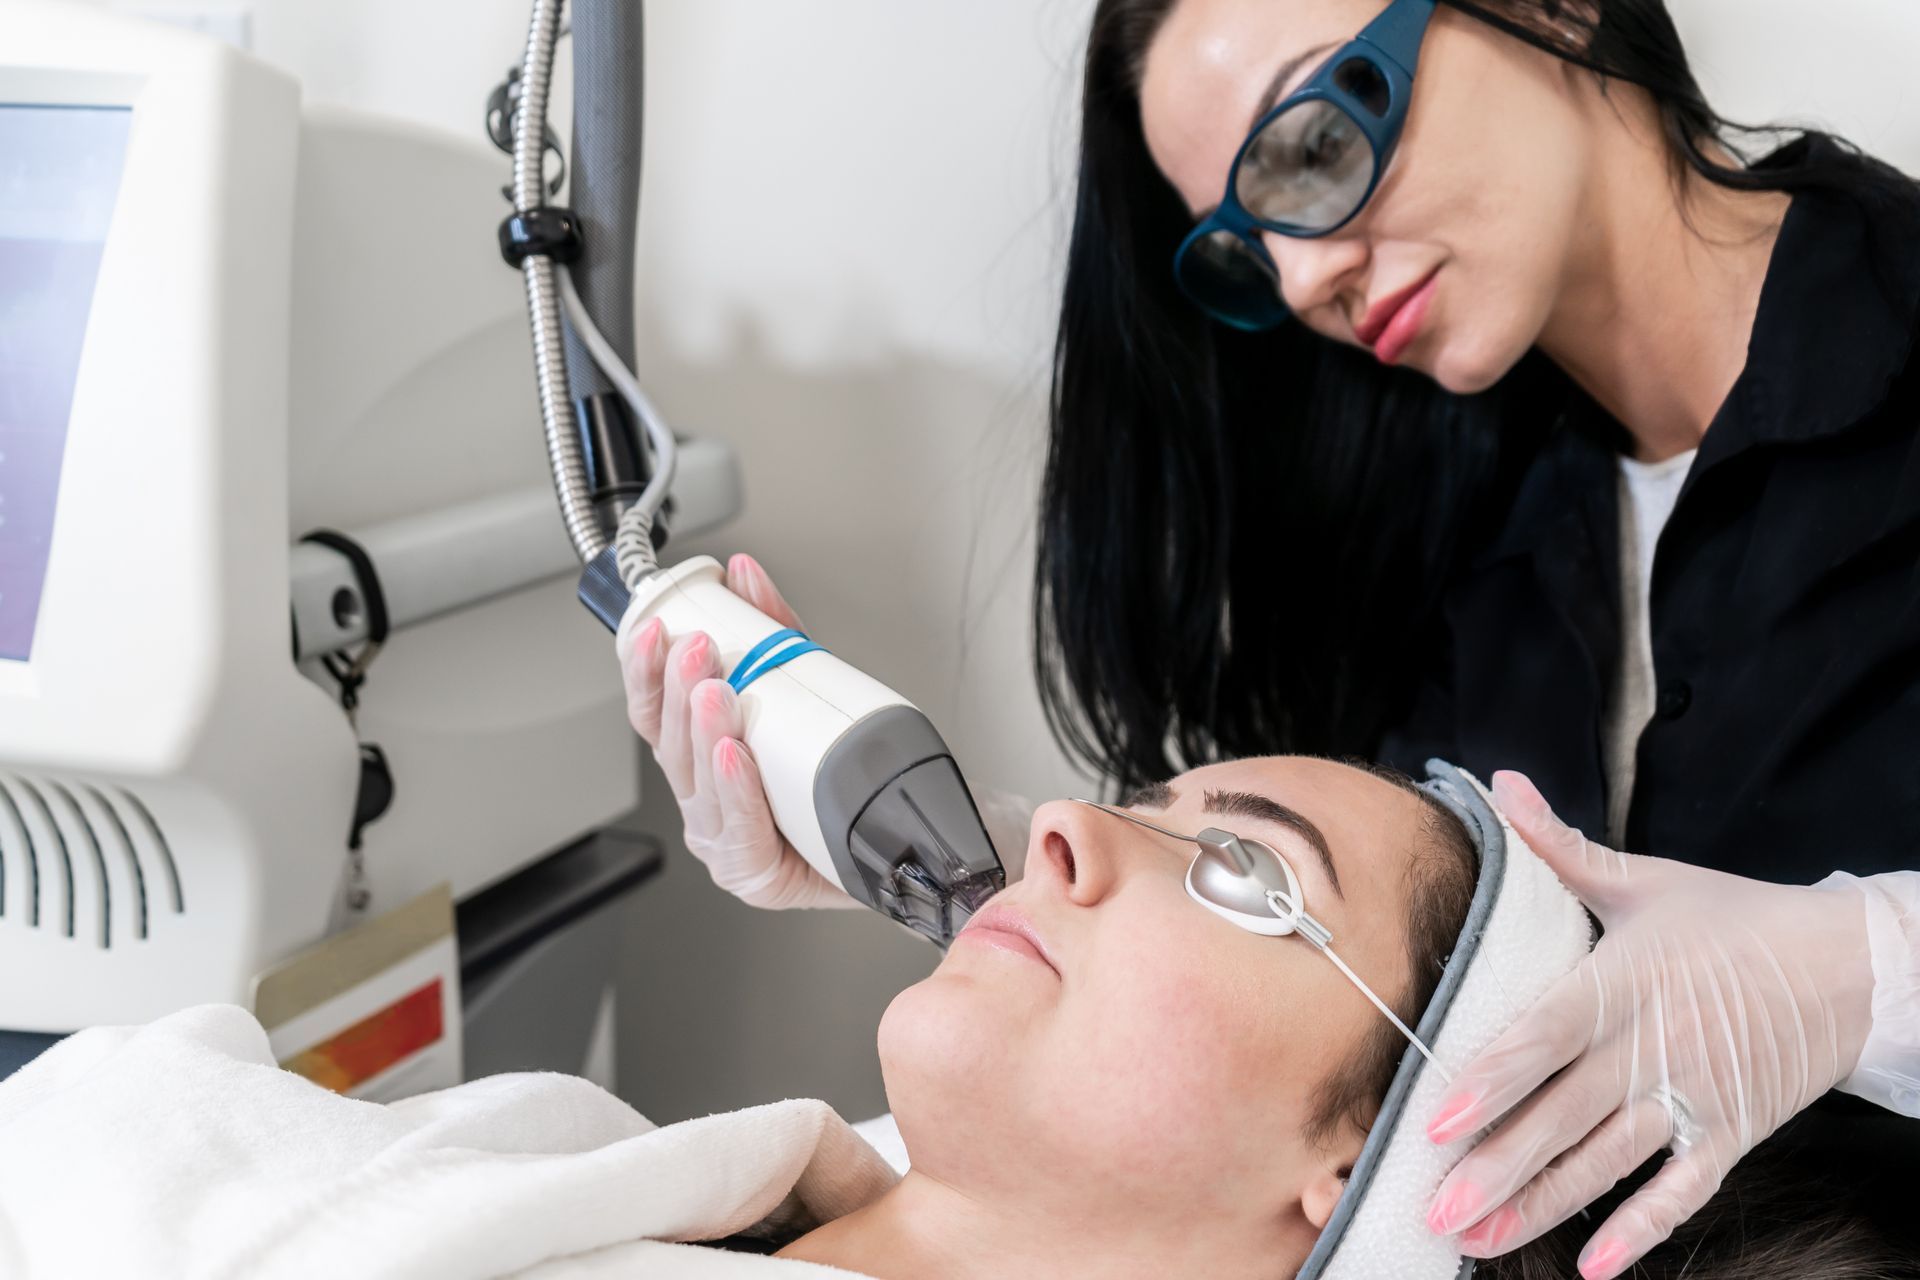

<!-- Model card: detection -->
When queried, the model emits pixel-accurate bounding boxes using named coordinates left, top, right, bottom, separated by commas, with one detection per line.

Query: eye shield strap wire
left=1314, top=933, right=1450, bottom=1081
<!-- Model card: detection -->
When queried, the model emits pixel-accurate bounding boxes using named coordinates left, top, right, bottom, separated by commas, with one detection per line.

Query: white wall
left=1675, top=0, right=1920, bottom=176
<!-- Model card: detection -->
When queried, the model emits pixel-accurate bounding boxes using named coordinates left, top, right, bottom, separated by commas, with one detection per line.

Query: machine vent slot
left=85, top=785, right=146, bottom=940
left=46, top=781, right=110, bottom=949
left=0, top=774, right=67, bottom=935
left=0, top=777, right=31, bottom=926
left=117, top=787, right=184, bottom=914
left=0, top=774, right=185, bottom=947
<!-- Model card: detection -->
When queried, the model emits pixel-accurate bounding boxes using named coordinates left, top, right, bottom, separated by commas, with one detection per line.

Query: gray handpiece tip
left=816, top=707, right=1009, bottom=946
left=855, top=758, right=1005, bottom=946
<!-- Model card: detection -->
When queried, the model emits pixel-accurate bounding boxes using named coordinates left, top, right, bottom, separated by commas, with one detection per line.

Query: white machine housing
left=0, top=4, right=738, bottom=1033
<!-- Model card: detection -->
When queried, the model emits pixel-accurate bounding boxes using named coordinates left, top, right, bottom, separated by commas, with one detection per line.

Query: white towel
left=1306, top=768, right=1596, bottom=1280
left=0, top=1005, right=896, bottom=1279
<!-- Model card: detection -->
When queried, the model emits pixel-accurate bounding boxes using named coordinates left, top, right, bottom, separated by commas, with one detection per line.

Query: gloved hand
left=618, top=553, right=858, bottom=910
left=1423, top=771, right=1879, bottom=1280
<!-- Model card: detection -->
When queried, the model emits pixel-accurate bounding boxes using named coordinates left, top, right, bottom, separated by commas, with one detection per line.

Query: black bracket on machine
left=484, top=64, right=568, bottom=202
left=298, top=530, right=398, bottom=882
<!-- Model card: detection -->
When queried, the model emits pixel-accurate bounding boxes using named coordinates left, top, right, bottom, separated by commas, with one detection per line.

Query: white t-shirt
left=1600, top=448, right=1696, bottom=847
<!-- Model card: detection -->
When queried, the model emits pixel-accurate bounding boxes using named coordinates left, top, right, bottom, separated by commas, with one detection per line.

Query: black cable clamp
left=498, top=207, right=584, bottom=268
left=300, top=529, right=397, bottom=861
left=301, top=528, right=391, bottom=717
left=483, top=66, right=567, bottom=201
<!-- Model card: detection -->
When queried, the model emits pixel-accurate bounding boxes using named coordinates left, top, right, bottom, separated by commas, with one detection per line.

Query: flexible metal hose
left=514, top=0, right=606, bottom=565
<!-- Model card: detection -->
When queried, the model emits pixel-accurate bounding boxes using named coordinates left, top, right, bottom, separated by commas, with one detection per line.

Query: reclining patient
left=0, top=757, right=1898, bottom=1278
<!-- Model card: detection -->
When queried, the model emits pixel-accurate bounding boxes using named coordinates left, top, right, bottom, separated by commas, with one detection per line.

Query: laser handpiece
left=608, top=558, right=1005, bottom=946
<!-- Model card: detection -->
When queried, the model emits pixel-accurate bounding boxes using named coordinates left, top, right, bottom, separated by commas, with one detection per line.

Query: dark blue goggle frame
left=1174, top=0, right=1437, bottom=331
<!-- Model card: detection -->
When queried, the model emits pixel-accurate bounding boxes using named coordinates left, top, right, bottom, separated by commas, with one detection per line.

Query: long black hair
left=1036, top=0, right=1917, bottom=791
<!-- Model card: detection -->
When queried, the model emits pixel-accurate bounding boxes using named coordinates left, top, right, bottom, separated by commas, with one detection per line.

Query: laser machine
left=0, top=1, right=740, bottom=1095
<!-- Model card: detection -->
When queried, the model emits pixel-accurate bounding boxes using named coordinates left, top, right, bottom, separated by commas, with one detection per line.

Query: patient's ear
left=1302, top=1167, right=1349, bottom=1231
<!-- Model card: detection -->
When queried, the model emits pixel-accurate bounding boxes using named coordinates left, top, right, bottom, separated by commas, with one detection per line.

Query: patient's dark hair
left=1303, top=763, right=1475, bottom=1148
left=1485, top=1147, right=1916, bottom=1279
left=1310, top=765, right=1913, bottom=1279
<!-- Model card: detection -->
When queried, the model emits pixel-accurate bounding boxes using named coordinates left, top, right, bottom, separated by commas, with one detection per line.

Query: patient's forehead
left=1146, top=756, right=1429, bottom=899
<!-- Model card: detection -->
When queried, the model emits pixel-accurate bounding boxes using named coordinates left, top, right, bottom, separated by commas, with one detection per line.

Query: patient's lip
left=958, top=903, right=1060, bottom=976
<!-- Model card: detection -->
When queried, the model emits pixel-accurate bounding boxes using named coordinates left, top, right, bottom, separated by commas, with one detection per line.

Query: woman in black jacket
left=1034, top=0, right=1920, bottom=1274
left=625, top=2, right=1920, bottom=1275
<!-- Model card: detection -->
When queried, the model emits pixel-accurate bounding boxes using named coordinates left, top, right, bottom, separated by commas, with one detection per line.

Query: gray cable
left=557, top=267, right=677, bottom=588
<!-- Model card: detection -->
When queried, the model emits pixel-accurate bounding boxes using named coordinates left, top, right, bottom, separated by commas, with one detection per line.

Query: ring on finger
left=1649, top=1085, right=1700, bottom=1154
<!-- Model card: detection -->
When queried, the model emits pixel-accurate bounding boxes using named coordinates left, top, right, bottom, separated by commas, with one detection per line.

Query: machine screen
left=0, top=103, right=131, bottom=662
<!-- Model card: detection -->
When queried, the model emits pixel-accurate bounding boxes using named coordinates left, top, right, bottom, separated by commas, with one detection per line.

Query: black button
left=1656, top=679, right=1692, bottom=720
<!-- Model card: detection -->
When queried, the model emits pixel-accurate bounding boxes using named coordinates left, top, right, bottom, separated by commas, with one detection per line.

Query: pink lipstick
left=1357, top=268, right=1440, bottom=365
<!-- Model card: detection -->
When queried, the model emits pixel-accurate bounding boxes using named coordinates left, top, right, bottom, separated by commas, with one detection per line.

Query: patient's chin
left=875, top=971, right=1042, bottom=1173
left=878, top=971, right=1028, bottom=1092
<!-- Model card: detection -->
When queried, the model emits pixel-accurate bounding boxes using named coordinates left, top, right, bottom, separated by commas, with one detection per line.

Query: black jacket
left=1384, top=167, right=1920, bottom=886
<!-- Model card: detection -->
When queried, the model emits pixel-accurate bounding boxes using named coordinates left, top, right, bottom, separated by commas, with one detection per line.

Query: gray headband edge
left=1294, top=758, right=1505, bottom=1280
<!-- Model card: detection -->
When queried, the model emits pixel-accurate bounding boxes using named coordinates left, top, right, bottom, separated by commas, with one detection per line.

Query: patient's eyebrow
left=1123, top=780, right=1176, bottom=810
left=1201, top=789, right=1343, bottom=898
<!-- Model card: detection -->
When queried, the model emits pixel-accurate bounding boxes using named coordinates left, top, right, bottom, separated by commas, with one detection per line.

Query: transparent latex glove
left=617, top=553, right=857, bottom=910
left=1424, top=771, right=1877, bottom=1280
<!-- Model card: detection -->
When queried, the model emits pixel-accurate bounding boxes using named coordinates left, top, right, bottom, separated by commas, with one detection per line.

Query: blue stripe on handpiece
left=727, top=628, right=829, bottom=692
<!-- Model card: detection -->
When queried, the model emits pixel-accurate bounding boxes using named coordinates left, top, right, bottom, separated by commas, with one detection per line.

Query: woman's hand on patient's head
left=620, top=554, right=856, bottom=911
left=1425, top=772, right=1877, bottom=1280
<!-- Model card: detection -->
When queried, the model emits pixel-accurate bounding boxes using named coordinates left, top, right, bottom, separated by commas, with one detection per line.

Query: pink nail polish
left=701, top=682, right=730, bottom=716
left=1463, top=1207, right=1521, bottom=1254
left=1494, top=771, right=1548, bottom=822
left=1428, top=1093, right=1478, bottom=1142
left=638, top=618, right=662, bottom=651
left=717, top=738, right=741, bottom=779
left=681, top=635, right=709, bottom=675
left=1579, top=1239, right=1631, bottom=1279
left=1426, top=1182, right=1479, bottom=1235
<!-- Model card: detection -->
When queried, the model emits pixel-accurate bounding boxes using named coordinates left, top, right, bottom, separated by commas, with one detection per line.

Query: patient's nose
left=1024, top=800, right=1121, bottom=908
